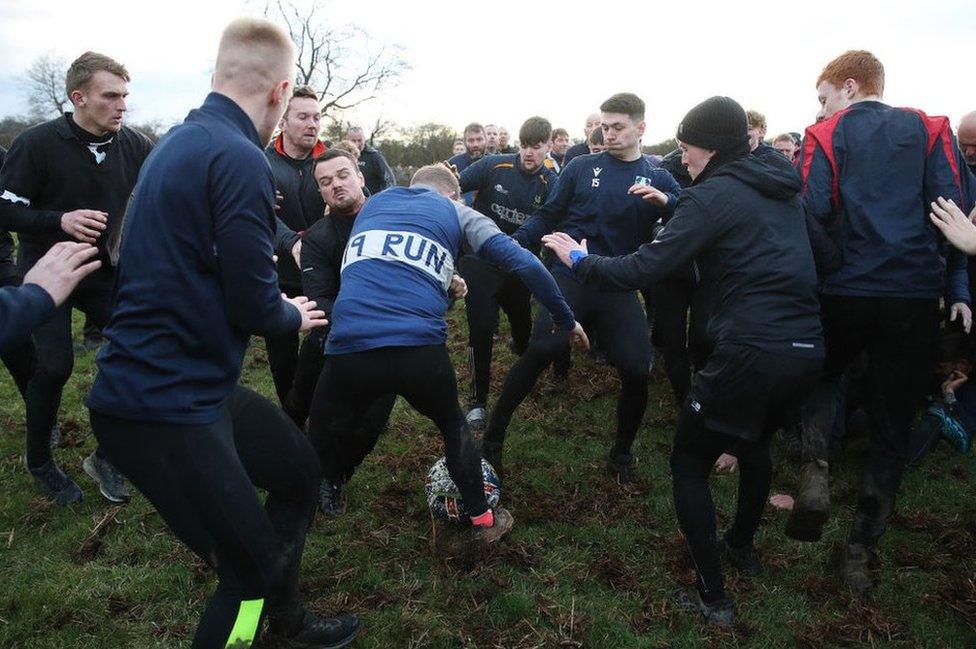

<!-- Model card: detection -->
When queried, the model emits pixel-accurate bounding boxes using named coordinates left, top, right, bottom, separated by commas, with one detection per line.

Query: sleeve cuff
left=569, top=249, right=588, bottom=269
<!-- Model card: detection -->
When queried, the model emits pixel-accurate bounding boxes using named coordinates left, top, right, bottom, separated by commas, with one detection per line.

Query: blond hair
left=213, top=17, right=296, bottom=96
left=411, top=164, right=460, bottom=197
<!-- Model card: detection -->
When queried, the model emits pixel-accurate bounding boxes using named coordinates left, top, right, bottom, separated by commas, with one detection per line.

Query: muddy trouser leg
left=849, top=297, right=939, bottom=547
left=484, top=273, right=583, bottom=447
left=595, top=289, right=652, bottom=456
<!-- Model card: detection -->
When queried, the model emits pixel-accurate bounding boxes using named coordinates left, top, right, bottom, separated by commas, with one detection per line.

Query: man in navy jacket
left=86, top=18, right=359, bottom=648
left=791, top=50, right=971, bottom=597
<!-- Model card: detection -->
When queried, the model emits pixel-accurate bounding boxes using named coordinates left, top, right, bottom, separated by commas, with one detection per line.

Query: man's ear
left=636, top=120, right=646, bottom=138
left=272, top=79, right=292, bottom=107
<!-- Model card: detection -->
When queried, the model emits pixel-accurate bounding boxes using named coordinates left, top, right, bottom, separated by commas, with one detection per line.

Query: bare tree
left=264, top=0, right=409, bottom=118
left=20, top=53, right=69, bottom=119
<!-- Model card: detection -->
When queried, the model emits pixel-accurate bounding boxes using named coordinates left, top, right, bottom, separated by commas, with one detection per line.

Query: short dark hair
left=588, top=128, right=603, bottom=145
left=518, top=116, right=551, bottom=147
left=599, top=92, right=645, bottom=122
left=313, top=148, right=358, bottom=174
left=285, top=85, right=319, bottom=117
left=551, top=128, right=569, bottom=140
left=66, top=51, right=130, bottom=95
left=463, top=123, right=484, bottom=137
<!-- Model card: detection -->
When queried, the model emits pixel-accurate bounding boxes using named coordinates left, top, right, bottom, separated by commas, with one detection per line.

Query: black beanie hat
left=676, top=96, right=750, bottom=152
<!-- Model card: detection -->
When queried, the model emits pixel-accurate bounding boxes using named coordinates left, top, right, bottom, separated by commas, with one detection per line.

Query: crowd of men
left=1, top=17, right=975, bottom=646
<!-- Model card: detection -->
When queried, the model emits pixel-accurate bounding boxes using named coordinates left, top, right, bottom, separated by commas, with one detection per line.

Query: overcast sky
left=1, top=0, right=972, bottom=143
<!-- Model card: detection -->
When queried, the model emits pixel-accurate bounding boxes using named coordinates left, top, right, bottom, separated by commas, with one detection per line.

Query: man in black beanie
left=543, top=96, right=824, bottom=628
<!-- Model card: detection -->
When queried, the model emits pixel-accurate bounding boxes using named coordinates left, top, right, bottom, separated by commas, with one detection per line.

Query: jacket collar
left=203, top=92, right=262, bottom=147
left=272, top=132, right=327, bottom=159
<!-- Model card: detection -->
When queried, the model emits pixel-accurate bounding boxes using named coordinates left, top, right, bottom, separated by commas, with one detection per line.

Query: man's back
left=89, top=92, right=297, bottom=424
left=800, top=101, right=969, bottom=301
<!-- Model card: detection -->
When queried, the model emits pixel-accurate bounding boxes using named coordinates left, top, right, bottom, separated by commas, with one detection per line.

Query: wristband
left=569, top=249, right=588, bottom=268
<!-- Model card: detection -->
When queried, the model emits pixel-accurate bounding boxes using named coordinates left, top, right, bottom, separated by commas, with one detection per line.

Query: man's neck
left=850, top=93, right=882, bottom=107
left=610, top=146, right=642, bottom=162
left=71, top=111, right=113, bottom=139
left=282, top=136, right=312, bottom=160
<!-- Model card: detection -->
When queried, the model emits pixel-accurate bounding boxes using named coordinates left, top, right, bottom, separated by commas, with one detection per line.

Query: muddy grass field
left=1, top=310, right=975, bottom=647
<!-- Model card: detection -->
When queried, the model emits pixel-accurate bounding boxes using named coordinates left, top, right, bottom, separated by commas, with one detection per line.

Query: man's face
left=72, top=71, right=129, bottom=134
left=747, top=124, right=766, bottom=151
left=679, top=140, right=716, bottom=180
left=485, top=125, right=499, bottom=152
left=453, top=141, right=466, bottom=155
left=584, top=113, right=601, bottom=137
left=315, top=156, right=365, bottom=213
left=499, top=128, right=510, bottom=148
left=601, top=112, right=644, bottom=155
left=552, top=135, right=570, bottom=156
left=519, top=140, right=550, bottom=173
left=464, top=130, right=486, bottom=159
left=346, top=130, right=366, bottom=151
left=773, top=139, right=797, bottom=161
left=280, top=97, right=320, bottom=154
left=958, top=119, right=976, bottom=167
left=816, top=80, right=851, bottom=122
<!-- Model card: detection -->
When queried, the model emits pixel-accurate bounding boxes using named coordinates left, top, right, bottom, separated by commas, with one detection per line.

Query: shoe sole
left=474, top=511, right=515, bottom=544
left=277, top=620, right=361, bottom=649
left=83, top=457, right=130, bottom=504
left=784, top=506, right=829, bottom=542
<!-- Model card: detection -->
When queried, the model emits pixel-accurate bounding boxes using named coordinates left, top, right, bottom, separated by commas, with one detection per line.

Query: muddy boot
left=785, top=459, right=830, bottom=542
left=837, top=542, right=876, bottom=597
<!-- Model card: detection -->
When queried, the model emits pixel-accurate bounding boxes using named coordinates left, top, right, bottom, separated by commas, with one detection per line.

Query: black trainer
left=267, top=609, right=361, bottom=648
left=29, top=460, right=82, bottom=505
left=675, top=587, right=735, bottom=629
left=607, top=452, right=635, bottom=484
left=722, top=533, right=762, bottom=576
left=318, top=480, right=345, bottom=516
left=83, top=451, right=131, bottom=503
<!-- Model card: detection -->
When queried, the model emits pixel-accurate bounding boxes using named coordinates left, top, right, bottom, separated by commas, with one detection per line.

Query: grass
left=1, top=308, right=975, bottom=647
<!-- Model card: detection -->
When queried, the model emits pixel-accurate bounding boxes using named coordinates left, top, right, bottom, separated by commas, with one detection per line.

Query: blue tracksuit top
left=798, top=101, right=970, bottom=303
left=326, top=185, right=576, bottom=355
left=459, top=154, right=557, bottom=236
left=87, top=92, right=300, bottom=424
left=513, top=151, right=681, bottom=275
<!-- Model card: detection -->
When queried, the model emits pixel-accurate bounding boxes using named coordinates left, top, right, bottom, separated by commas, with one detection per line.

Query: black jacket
left=0, top=115, right=153, bottom=266
left=575, top=154, right=823, bottom=356
left=358, top=145, right=396, bottom=196
left=265, top=135, right=327, bottom=291
left=300, top=209, right=357, bottom=348
left=0, top=145, right=11, bottom=272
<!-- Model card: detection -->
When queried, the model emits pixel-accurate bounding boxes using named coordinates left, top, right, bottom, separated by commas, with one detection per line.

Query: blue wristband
left=569, top=249, right=588, bottom=268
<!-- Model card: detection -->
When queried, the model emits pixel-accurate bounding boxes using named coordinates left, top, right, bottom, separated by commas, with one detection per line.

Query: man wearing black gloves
left=0, top=51, right=153, bottom=505
left=544, top=96, right=823, bottom=628
left=345, top=125, right=396, bottom=196
left=457, top=116, right=558, bottom=429
left=264, top=84, right=327, bottom=409
left=86, top=19, right=359, bottom=648
left=483, top=93, right=681, bottom=484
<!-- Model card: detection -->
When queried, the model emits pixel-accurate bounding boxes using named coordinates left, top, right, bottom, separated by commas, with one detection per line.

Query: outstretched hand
left=628, top=183, right=669, bottom=206
left=23, top=242, right=102, bottom=306
left=284, top=294, right=328, bottom=332
left=930, top=197, right=976, bottom=255
left=542, top=232, right=588, bottom=268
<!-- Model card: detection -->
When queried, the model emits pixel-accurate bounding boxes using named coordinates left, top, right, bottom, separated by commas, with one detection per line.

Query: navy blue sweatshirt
left=88, top=92, right=301, bottom=424
left=448, top=151, right=483, bottom=206
left=563, top=142, right=589, bottom=168
left=459, top=154, right=556, bottom=236
left=0, top=283, right=54, bottom=353
left=514, top=152, right=681, bottom=276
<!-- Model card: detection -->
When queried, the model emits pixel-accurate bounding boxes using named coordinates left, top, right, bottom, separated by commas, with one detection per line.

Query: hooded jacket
left=574, top=154, right=823, bottom=356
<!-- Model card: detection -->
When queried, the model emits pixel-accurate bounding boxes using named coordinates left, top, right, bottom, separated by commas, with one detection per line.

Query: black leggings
left=648, top=271, right=713, bottom=404
left=264, top=284, right=302, bottom=408
left=21, top=259, right=114, bottom=469
left=91, top=386, right=320, bottom=648
left=0, top=271, right=35, bottom=399
left=308, top=344, right=487, bottom=516
left=284, top=328, right=327, bottom=428
left=484, top=273, right=652, bottom=455
left=671, top=345, right=820, bottom=603
left=459, top=255, right=533, bottom=407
